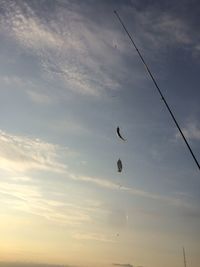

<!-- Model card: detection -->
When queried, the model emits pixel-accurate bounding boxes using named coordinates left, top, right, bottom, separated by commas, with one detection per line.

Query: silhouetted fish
left=117, top=159, right=123, bottom=172
left=116, top=127, right=126, bottom=141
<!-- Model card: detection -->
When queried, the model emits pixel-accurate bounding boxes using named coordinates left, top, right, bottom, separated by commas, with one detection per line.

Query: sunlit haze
left=0, top=1, right=200, bottom=267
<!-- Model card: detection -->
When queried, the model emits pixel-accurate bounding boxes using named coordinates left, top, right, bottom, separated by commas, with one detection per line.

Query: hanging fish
left=116, top=126, right=126, bottom=141
left=117, top=158, right=123, bottom=172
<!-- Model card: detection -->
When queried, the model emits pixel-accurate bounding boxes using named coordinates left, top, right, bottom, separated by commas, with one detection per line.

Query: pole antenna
left=114, top=10, right=200, bottom=170
left=183, top=247, right=187, bottom=267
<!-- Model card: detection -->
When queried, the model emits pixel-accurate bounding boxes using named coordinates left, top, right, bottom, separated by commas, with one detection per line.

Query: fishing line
left=183, top=247, right=187, bottom=267
left=114, top=10, right=200, bottom=170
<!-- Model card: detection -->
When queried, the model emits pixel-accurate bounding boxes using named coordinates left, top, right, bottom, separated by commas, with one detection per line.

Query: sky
left=0, top=0, right=200, bottom=267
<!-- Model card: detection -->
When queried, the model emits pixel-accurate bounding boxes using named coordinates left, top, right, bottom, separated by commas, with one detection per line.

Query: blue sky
left=0, top=1, right=200, bottom=267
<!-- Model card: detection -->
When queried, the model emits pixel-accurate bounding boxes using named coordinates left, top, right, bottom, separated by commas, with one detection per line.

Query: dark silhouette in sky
left=117, top=127, right=126, bottom=141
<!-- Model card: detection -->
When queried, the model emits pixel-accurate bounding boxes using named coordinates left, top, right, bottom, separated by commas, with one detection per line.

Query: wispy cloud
left=73, top=232, right=114, bottom=243
left=180, top=121, right=200, bottom=140
left=3, top=0, right=196, bottom=104
left=0, top=75, right=27, bottom=87
left=0, top=130, right=68, bottom=173
left=26, top=90, right=53, bottom=105
left=143, top=12, right=191, bottom=47
left=0, top=128, right=102, bottom=225
left=121, top=4, right=200, bottom=59
left=0, top=129, right=153, bottom=195
left=0, top=75, right=55, bottom=105
left=113, top=263, right=143, bottom=267
left=0, top=1, right=63, bottom=51
left=70, top=173, right=200, bottom=218
left=1, top=0, right=200, bottom=103
left=0, top=129, right=188, bottom=208
left=0, top=179, right=93, bottom=226
left=156, top=14, right=191, bottom=45
left=0, top=1, right=123, bottom=97
left=71, top=174, right=177, bottom=204
left=0, top=129, right=198, bottom=228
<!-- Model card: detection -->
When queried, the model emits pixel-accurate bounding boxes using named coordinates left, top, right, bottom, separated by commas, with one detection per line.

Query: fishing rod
left=114, top=10, right=200, bottom=171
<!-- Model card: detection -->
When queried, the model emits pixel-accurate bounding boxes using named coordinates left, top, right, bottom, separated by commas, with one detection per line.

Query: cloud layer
left=0, top=130, right=67, bottom=173
left=0, top=129, right=196, bottom=203
left=0, top=0, right=123, bottom=97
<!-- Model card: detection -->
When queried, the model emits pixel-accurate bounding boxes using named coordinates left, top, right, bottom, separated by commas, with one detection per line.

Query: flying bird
left=116, top=127, right=126, bottom=141
left=117, top=159, right=123, bottom=172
